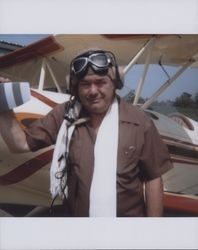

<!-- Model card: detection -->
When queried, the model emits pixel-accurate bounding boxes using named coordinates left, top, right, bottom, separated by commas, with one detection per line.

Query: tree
left=123, top=90, right=145, bottom=104
left=124, top=90, right=135, bottom=103
left=194, top=92, right=198, bottom=105
left=174, top=92, right=193, bottom=107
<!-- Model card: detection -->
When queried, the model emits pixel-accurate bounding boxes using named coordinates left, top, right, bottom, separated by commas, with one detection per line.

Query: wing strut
left=38, top=58, right=46, bottom=90
left=133, top=37, right=156, bottom=105
left=141, top=59, right=195, bottom=109
left=38, top=58, right=62, bottom=92
left=46, top=61, right=62, bottom=93
left=123, top=36, right=156, bottom=75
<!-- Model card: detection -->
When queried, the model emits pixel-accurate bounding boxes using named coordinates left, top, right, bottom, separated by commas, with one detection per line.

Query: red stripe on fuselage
left=0, top=149, right=53, bottom=185
left=164, top=192, right=198, bottom=215
left=31, top=90, right=58, bottom=108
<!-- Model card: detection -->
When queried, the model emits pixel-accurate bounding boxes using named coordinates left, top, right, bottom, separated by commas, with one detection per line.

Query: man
left=0, top=50, right=172, bottom=217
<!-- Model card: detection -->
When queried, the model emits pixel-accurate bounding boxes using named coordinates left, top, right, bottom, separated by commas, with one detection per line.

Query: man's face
left=78, top=74, right=115, bottom=115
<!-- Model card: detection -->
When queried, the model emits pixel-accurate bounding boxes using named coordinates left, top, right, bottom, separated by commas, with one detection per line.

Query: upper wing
left=0, top=34, right=198, bottom=90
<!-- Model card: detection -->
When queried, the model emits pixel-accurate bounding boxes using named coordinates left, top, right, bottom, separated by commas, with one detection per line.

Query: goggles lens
left=90, top=53, right=109, bottom=68
left=72, top=58, right=87, bottom=74
left=71, top=52, right=113, bottom=76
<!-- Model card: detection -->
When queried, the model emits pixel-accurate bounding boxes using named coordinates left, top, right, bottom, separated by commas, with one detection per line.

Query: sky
left=0, top=34, right=49, bottom=46
left=124, top=64, right=198, bottom=101
left=0, top=34, right=198, bottom=102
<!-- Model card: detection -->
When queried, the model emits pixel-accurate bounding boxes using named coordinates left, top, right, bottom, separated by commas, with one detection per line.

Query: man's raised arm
left=0, top=110, right=30, bottom=153
left=0, top=77, right=30, bottom=153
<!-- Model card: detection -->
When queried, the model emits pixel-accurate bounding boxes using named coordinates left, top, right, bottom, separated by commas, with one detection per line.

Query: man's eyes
left=79, top=81, right=90, bottom=86
left=79, top=80, right=107, bottom=86
left=96, top=80, right=107, bottom=85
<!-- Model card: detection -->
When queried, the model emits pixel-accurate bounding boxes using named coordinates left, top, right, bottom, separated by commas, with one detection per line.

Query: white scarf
left=50, top=101, right=86, bottom=199
left=89, top=98, right=119, bottom=217
left=50, top=119, right=74, bottom=199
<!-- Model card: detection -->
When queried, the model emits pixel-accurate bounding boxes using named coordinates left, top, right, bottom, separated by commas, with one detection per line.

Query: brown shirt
left=25, top=97, right=173, bottom=217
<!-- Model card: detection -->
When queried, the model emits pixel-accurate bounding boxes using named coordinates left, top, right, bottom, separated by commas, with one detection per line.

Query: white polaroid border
left=0, top=0, right=198, bottom=249
left=0, top=218, right=198, bottom=249
left=0, top=0, right=198, bottom=34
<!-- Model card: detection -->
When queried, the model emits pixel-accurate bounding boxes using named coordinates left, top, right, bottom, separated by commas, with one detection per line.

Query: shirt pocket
left=117, top=122, right=143, bottom=176
left=117, top=144, right=138, bottom=175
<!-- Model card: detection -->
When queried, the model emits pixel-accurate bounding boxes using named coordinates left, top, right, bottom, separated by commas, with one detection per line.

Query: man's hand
left=0, top=76, right=11, bottom=83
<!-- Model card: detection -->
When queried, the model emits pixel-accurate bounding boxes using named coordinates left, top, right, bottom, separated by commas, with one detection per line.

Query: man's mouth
left=88, top=98, right=101, bottom=104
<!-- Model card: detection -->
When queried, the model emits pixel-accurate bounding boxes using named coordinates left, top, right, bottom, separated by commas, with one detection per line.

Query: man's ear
left=118, top=65, right=125, bottom=85
left=65, top=74, right=70, bottom=93
left=113, top=65, right=125, bottom=89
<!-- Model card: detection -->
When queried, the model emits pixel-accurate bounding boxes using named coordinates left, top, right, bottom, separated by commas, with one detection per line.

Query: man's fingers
left=0, top=77, right=11, bottom=83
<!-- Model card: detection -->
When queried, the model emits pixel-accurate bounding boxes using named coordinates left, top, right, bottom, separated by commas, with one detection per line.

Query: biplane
left=0, top=34, right=197, bottom=216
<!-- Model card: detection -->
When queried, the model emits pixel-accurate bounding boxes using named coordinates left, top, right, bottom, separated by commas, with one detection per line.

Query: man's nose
left=89, top=83, right=98, bottom=94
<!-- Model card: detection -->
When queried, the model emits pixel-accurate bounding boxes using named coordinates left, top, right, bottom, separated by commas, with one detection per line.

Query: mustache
left=86, top=94, right=101, bottom=101
left=86, top=98, right=100, bottom=102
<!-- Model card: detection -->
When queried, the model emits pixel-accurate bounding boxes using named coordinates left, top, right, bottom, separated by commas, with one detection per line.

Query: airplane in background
left=0, top=34, right=197, bottom=216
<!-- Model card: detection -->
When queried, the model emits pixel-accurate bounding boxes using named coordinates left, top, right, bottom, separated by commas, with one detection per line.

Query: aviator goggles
left=70, top=51, right=116, bottom=77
